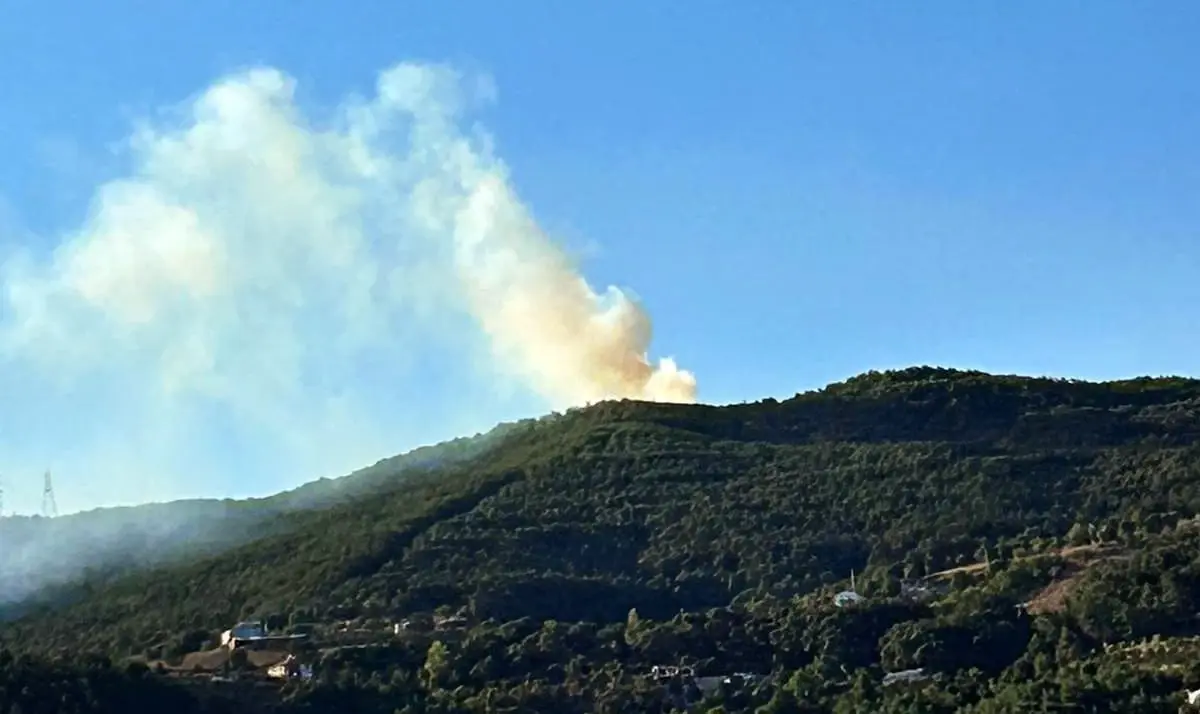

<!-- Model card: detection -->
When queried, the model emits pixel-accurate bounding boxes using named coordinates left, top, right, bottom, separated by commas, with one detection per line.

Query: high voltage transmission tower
left=42, top=470, right=57, bottom=518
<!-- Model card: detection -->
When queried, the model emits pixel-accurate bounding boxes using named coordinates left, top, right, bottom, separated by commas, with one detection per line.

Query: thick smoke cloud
left=0, top=62, right=695, bottom=514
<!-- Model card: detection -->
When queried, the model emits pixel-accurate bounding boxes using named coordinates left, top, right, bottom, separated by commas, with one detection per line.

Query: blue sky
left=0, top=1, right=1197, bottom=514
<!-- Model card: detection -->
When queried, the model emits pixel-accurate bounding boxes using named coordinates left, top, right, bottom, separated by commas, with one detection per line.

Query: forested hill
left=6, top=366, right=1200, bottom=713
left=0, top=418, right=532, bottom=609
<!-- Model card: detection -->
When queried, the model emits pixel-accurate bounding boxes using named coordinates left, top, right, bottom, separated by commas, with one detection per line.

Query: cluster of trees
left=3, top=367, right=1200, bottom=712
left=7, top=565, right=1200, bottom=712
left=0, top=652, right=237, bottom=714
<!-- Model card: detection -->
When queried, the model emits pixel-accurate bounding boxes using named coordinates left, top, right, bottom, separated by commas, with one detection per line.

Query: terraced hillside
left=5, top=366, right=1200, bottom=713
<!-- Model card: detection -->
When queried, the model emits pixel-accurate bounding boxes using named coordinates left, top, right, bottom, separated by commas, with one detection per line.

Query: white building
left=833, top=570, right=865, bottom=608
left=267, top=655, right=313, bottom=680
left=833, top=591, right=865, bottom=607
left=883, top=668, right=929, bottom=686
left=220, top=621, right=266, bottom=649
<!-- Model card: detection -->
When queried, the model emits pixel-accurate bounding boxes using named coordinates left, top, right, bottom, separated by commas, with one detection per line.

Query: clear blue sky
left=0, top=1, right=1197, bottom=513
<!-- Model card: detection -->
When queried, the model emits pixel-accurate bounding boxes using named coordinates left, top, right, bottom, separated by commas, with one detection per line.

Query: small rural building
left=267, top=655, right=313, bottom=680
left=221, top=621, right=266, bottom=649
left=883, top=668, right=929, bottom=686
left=220, top=619, right=308, bottom=651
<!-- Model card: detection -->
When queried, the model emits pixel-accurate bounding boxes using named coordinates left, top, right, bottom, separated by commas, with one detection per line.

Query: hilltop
left=5, top=366, right=1200, bottom=713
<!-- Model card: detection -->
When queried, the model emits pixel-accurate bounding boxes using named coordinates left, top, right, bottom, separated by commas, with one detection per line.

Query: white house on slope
left=220, top=621, right=266, bottom=649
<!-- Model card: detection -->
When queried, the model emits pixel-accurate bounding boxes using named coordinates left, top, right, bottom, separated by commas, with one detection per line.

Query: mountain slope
left=0, top=418, right=534, bottom=609
left=5, top=366, right=1200, bottom=666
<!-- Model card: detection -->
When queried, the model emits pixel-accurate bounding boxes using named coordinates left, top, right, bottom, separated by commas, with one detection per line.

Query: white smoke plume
left=0, top=61, right=695, bottom=515
left=451, top=153, right=696, bottom=406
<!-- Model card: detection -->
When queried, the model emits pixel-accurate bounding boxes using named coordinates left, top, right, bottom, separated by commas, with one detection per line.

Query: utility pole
left=42, top=470, right=57, bottom=518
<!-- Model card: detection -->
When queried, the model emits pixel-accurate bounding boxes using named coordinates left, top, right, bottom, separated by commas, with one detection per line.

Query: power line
left=42, top=470, right=57, bottom=518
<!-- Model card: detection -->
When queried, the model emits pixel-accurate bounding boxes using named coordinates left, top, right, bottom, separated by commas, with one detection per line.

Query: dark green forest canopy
left=6, top=366, right=1200, bottom=713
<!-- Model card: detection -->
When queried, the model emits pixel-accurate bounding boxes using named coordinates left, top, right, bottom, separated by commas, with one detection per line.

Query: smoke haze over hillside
left=0, top=61, right=695, bottom=514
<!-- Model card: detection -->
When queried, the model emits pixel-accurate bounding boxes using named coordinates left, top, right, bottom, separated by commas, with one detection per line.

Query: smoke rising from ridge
left=0, top=61, right=695, bottom=514
left=452, top=160, right=695, bottom=406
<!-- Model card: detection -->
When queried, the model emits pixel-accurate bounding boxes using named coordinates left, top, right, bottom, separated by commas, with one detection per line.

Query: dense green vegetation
left=0, top=653, right=239, bottom=713
left=0, top=421, right=522, bottom=610
left=6, top=366, right=1200, bottom=712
